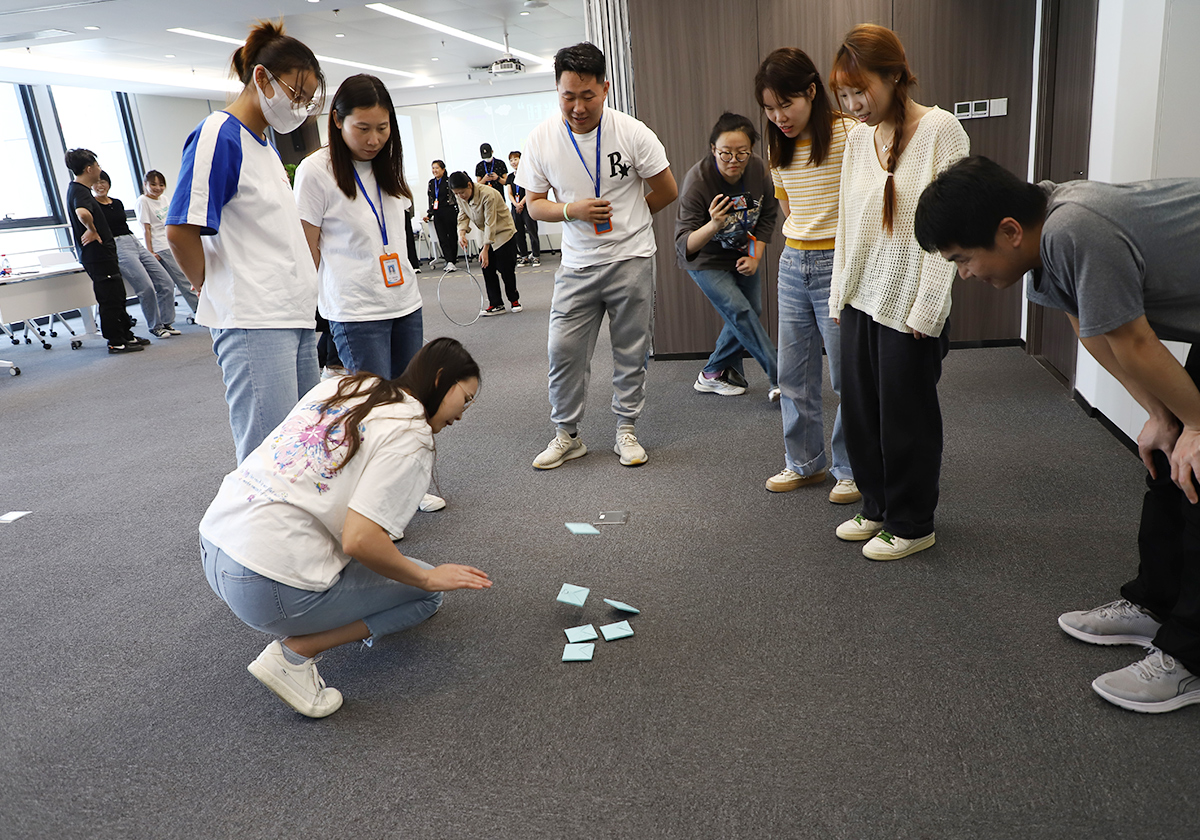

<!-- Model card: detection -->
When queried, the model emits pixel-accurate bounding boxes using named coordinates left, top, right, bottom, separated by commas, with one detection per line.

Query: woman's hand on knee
left=423, top=563, right=492, bottom=592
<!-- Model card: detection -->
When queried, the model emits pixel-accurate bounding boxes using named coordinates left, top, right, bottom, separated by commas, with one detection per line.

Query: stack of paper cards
left=594, top=510, right=629, bottom=525
left=562, top=643, right=594, bottom=662
left=599, top=620, right=634, bottom=641
left=564, top=624, right=598, bottom=643
left=556, top=583, right=590, bottom=607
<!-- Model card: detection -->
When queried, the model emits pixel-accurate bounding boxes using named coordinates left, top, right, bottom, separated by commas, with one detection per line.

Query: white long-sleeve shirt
left=829, top=107, right=969, bottom=337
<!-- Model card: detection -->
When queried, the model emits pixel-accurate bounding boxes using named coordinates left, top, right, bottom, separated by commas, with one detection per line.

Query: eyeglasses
left=268, top=70, right=320, bottom=114
left=456, top=381, right=476, bottom=408
left=715, top=150, right=751, bottom=163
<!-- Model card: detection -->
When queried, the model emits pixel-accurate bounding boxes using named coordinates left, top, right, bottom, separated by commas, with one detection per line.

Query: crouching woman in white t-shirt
left=199, top=337, right=491, bottom=717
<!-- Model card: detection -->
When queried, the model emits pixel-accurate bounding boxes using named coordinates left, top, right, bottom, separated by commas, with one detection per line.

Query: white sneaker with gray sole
left=533, top=429, right=587, bottom=469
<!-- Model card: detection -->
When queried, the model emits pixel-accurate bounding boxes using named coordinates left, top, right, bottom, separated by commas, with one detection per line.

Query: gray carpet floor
left=2, top=255, right=1197, bottom=839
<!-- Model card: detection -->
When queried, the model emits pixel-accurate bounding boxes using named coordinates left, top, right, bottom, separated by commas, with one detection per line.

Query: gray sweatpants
left=547, top=256, right=654, bottom=434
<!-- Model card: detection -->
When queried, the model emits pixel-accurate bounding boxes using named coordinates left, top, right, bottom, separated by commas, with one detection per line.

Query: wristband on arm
left=563, top=202, right=572, bottom=222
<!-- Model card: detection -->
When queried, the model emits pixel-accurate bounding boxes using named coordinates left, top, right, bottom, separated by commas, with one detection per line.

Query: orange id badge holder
left=594, top=218, right=613, bottom=235
left=381, top=253, right=404, bottom=287
left=746, top=234, right=761, bottom=259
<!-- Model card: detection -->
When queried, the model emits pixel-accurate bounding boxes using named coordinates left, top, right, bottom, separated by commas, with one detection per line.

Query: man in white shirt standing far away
left=518, top=42, right=678, bottom=470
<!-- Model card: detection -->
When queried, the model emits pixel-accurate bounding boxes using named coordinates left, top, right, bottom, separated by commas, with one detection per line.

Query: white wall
left=1072, top=0, right=1198, bottom=441
left=128, top=93, right=215, bottom=195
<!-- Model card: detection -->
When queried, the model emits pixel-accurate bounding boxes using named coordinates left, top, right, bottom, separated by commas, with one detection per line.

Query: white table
left=0, top=265, right=103, bottom=351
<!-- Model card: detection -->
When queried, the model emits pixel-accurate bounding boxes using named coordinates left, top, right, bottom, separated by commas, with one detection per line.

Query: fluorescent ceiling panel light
left=167, top=27, right=423, bottom=79
left=0, top=29, right=73, bottom=44
left=0, top=0, right=113, bottom=16
left=366, top=3, right=553, bottom=67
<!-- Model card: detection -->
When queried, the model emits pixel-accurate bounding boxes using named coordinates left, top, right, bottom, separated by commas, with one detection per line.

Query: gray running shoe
left=1058, top=599, right=1162, bottom=646
left=1092, top=648, right=1200, bottom=713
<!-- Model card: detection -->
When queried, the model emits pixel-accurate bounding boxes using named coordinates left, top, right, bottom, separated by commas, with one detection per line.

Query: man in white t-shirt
left=518, top=41, right=678, bottom=470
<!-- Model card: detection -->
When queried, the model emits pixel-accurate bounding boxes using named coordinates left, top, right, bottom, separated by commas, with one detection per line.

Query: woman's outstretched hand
left=424, top=564, right=492, bottom=592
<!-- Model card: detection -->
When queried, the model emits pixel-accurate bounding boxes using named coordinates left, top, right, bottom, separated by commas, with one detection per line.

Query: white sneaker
left=419, top=493, right=446, bottom=512
left=445, top=262, right=457, bottom=272
left=836, top=514, right=884, bottom=541
left=247, top=640, right=343, bottom=718
left=693, top=370, right=746, bottom=396
left=533, top=429, right=587, bottom=469
left=614, top=424, right=647, bottom=466
left=1058, top=599, right=1162, bottom=646
left=768, top=386, right=781, bottom=403
left=1092, top=648, right=1200, bottom=713
left=828, top=478, right=862, bottom=504
left=862, top=530, right=936, bottom=561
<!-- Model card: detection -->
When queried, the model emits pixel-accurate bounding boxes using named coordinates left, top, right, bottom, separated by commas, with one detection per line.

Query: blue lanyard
left=434, top=178, right=440, bottom=202
left=353, top=168, right=388, bottom=248
left=565, top=118, right=602, bottom=198
left=484, top=159, right=495, bottom=175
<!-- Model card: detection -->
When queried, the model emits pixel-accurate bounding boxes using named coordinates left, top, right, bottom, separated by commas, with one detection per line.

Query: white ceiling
left=0, top=0, right=584, bottom=104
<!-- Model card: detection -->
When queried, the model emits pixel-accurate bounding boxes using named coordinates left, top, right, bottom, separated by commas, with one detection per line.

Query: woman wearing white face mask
left=167, top=20, right=326, bottom=464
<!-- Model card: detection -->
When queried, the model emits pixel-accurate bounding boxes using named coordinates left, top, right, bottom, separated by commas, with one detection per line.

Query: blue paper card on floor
left=556, top=583, right=590, bottom=607
left=563, top=643, right=594, bottom=662
left=600, top=620, right=634, bottom=641
left=603, top=598, right=639, bottom=614
left=564, top=624, right=598, bottom=643
left=566, top=522, right=600, bottom=535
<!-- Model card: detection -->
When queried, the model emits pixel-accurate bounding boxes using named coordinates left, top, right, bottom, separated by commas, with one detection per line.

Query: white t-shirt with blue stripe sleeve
left=167, top=111, right=317, bottom=329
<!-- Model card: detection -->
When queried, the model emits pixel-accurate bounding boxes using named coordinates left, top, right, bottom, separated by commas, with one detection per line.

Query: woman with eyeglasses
left=200, top=337, right=492, bottom=718
left=674, top=112, right=779, bottom=399
left=167, top=20, right=327, bottom=464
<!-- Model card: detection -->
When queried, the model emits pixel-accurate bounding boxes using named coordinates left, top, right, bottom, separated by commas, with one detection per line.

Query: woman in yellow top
left=754, top=48, right=859, bottom=504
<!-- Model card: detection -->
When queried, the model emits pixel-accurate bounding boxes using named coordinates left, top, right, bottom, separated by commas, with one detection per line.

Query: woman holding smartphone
left=828, top=24, right=970, bottom=560
left=167, top=20, right=325, bottom=464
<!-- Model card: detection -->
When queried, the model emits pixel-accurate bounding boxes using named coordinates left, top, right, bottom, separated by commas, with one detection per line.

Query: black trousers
left=83, top=259, right=133, bottom=344
left=432, top=212, right=459, bottom=264
left=404, top=210, right=420, bottom=268
left=1121, top=346, right=1200, bottom=672
left=511, top=203, right=540, bottom=257
left=482, top=237, right=520, bottom=307
left=839, top=305, right=950, bottom=539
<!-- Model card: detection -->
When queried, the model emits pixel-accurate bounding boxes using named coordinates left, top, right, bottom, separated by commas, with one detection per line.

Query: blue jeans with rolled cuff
left=201, top=535, right=442, bottom=643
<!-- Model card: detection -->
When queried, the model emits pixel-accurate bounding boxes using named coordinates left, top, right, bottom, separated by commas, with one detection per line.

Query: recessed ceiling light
left=431, top=57, right=438, bottom=61
left=367, top=3, right=552, bottom=67
left=168, top=27, right=421, bottom=78
left=164, top=54, right=175, bottom=58
left=520, top=11, right=529, bottom=15
left=84, top=25, right=100, bottom=30
left=335, top=33, right=345, bottom=38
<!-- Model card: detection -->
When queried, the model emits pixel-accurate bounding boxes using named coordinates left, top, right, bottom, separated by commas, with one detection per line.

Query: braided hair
left=831, top=24, right=915, bottom=234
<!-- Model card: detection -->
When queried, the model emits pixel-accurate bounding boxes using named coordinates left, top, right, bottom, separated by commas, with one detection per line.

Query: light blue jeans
left=688, top=267, right=778, bottom=385
left=201, top=535, right=442, bottom=642
left=330, top=309, right=423, bottom=380
left=115, top=235, right=174, bottom=330
left=155, top=250, right=198, bottom=315
left=776, top=247, right=850, bottom=480
left=210, top=327, right=320, bottom=464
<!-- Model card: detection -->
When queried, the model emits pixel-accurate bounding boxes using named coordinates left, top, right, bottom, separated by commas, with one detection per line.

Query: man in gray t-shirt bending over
left=914, top=155, right=1200, bottom=714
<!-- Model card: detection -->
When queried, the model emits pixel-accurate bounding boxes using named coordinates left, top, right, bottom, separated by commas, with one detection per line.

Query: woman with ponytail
left=199, top=337, right=491, bottom=718
left=754, top=48, right=858, bottom=503
left=167, top=20, right=327, bottom=464
left=827, top=24, right=969, bottom=561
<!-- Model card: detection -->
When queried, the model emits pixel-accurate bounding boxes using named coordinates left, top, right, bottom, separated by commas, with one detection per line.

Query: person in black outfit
left=64, top=148, right=149, bottom=354
left=423, top=160, right=459, bottom=269
left=475, top=142, right=507, bottom=188
left=404, top=208, right=421, bottom=274
left=506, top=150, right=540, bottom=266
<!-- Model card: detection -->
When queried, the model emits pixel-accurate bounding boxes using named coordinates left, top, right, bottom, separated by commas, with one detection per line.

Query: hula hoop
left=436, top=261, right=486, bottom=327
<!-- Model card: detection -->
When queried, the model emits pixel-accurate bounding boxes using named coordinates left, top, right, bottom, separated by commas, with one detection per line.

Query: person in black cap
left=475, top=142, right=507, bottom=189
